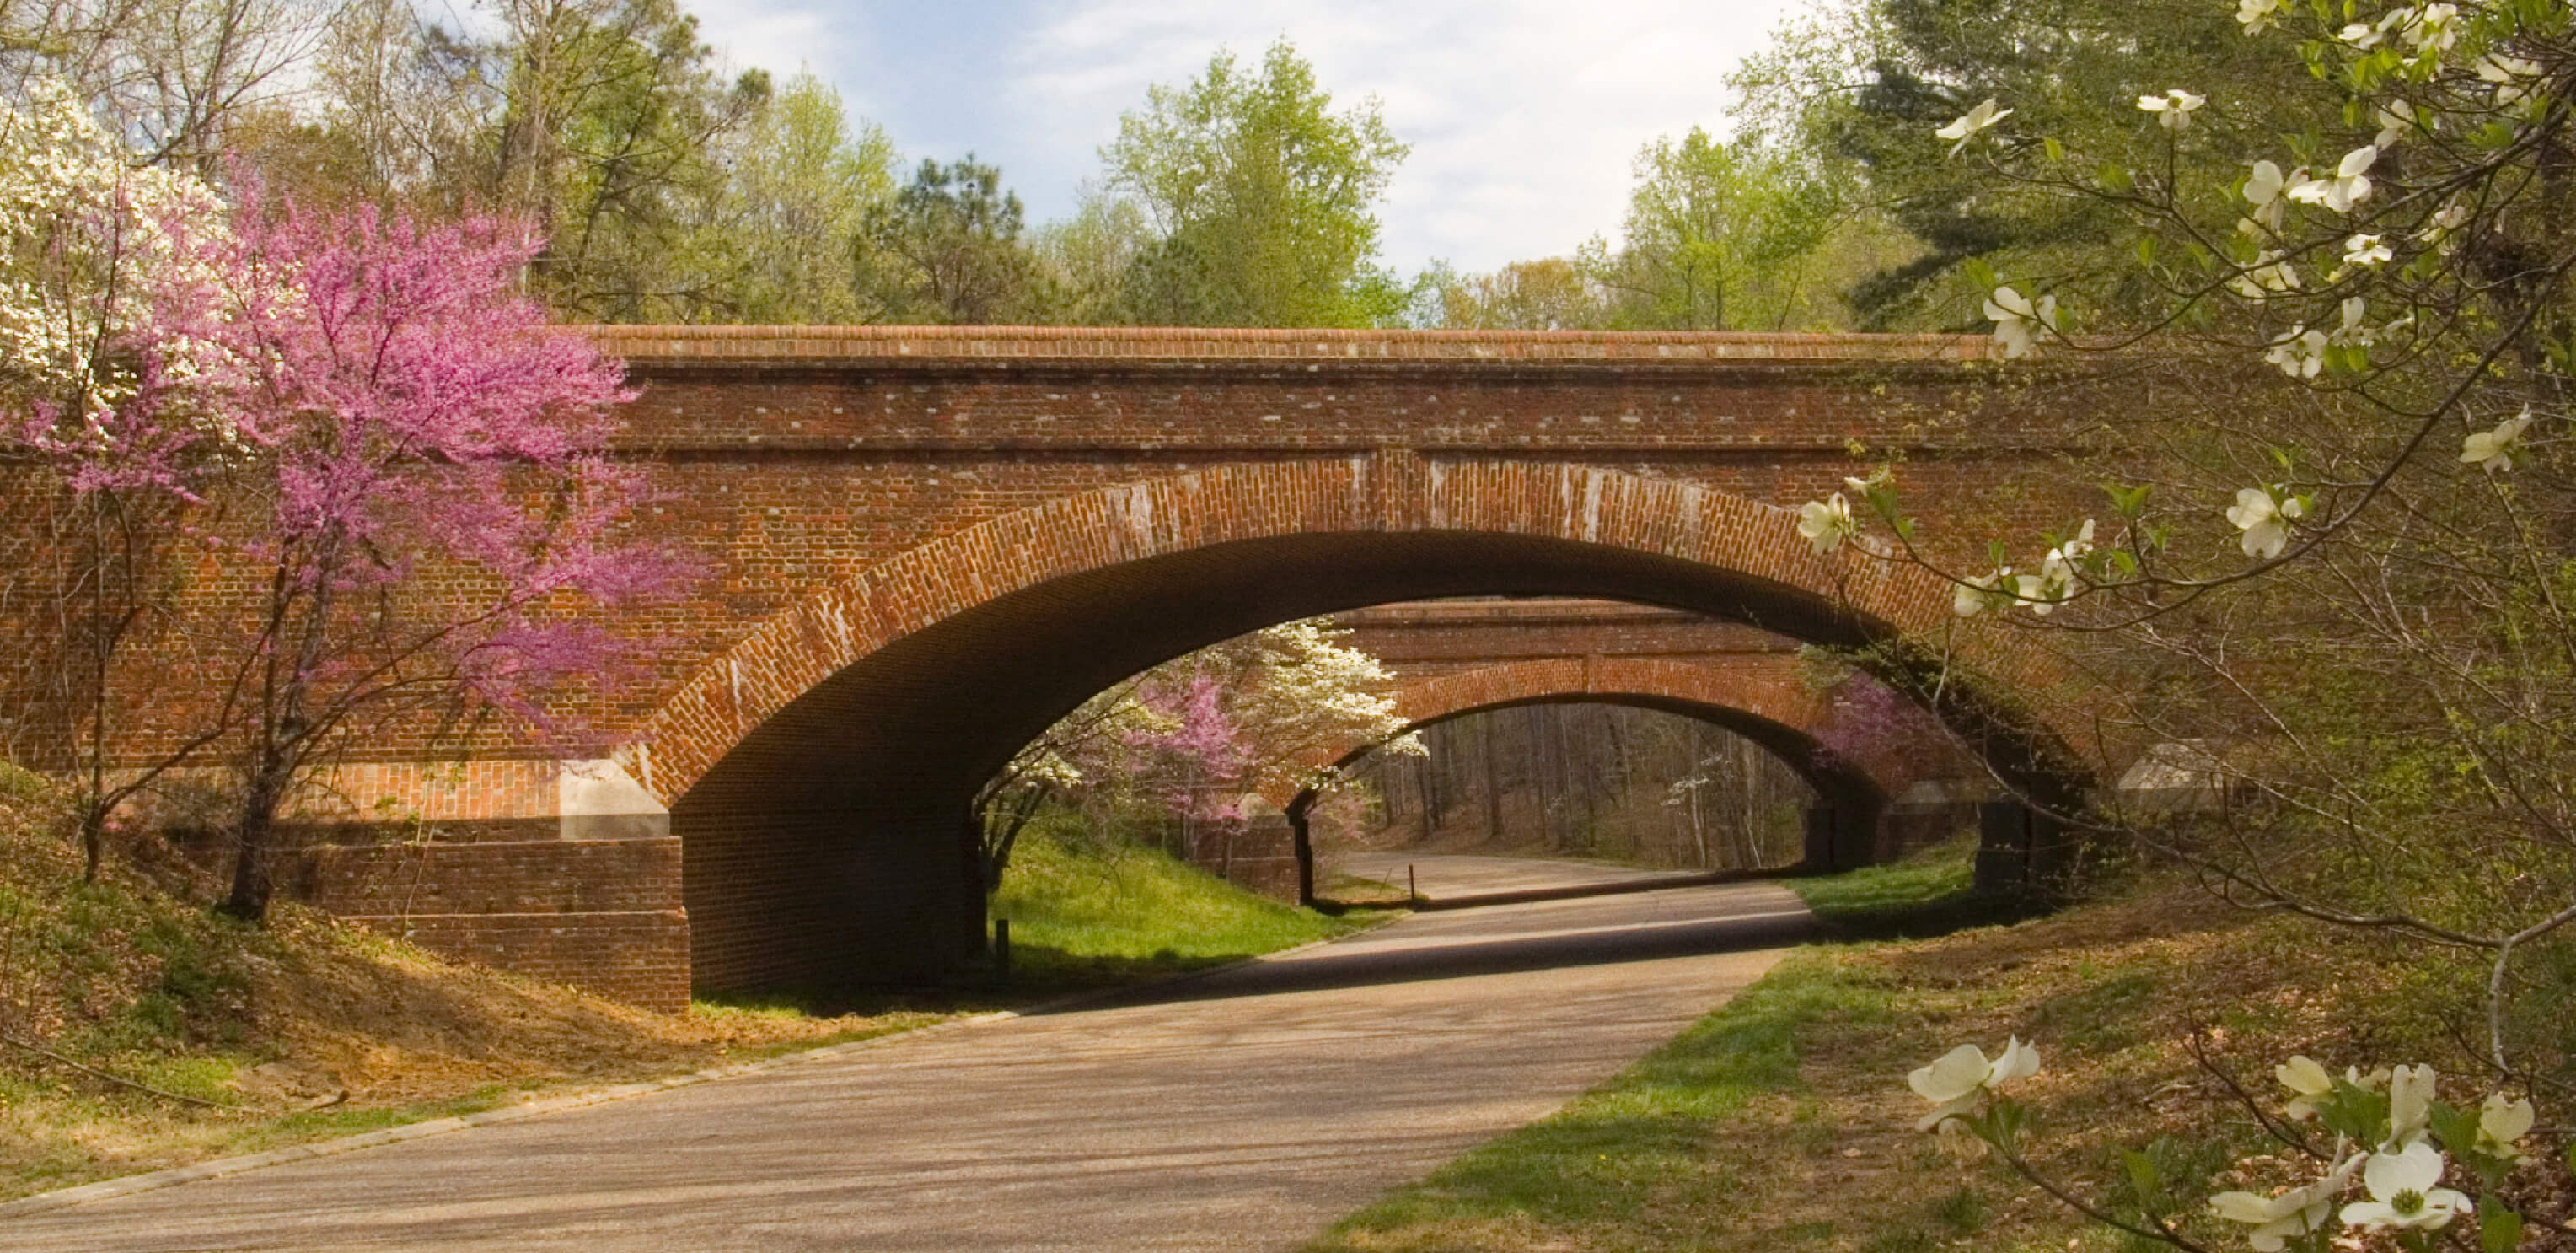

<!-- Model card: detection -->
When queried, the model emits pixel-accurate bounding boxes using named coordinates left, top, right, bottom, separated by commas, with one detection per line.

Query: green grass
left=1790, top=836, right=2035, bottom=938
left=1309, top=949, right=1896, bottom=1251
left=989, top=817, right=1379, bottom=988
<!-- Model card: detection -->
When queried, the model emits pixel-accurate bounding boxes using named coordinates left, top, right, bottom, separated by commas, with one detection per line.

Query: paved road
left=6, top=870, right=1811, bottom=1252
left=1329, top=850, right=1720, bottom=900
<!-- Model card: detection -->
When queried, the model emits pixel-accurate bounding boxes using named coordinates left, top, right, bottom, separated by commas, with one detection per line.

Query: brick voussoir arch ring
left=632, top=460, right=2090, bottom=808
left=1272, top=656, right=1929, bottom=813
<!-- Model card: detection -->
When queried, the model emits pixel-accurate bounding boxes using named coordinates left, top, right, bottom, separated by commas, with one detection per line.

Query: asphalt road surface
left=6, top=863, right=1812, bottom=1252
left=1328, top=850, right=1725, bottom=901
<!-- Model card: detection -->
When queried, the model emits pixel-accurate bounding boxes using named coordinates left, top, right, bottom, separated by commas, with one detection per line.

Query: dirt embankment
left=0, top=785, right=936, bottom=1200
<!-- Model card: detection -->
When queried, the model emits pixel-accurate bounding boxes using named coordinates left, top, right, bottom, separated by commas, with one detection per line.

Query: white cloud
left=687, top=1, right=852, bottom=85
left=1006, top=0, right=1803, bottom=272
left=682, top=0, right=1808, bottom=275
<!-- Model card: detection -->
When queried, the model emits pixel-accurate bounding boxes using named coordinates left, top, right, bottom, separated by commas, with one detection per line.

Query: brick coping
left=587, top=324, right=1994, bottom=366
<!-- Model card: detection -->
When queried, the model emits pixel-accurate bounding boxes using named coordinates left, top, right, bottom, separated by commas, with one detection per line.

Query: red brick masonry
left=116, top=327, right=2128, bottom=1008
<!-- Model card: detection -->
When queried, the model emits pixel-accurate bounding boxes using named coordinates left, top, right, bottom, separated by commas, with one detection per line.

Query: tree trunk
left=221, top=762, right=292, bottom=921
left=1479, top=717, right=1504, bottom=843
left=1415, top=755, right=1436, bottom=843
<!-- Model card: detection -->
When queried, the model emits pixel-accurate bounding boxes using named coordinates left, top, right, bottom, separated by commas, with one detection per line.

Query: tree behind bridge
left=1103, top=40, right=1413, bottom=328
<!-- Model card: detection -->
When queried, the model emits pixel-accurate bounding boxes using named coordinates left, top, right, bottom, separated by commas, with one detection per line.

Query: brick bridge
left=1170, top=599, right=1995, bottom=901
left=241, top=326, right=2125, bottom=1010
left=1323, top=596, right=1991, bottom=827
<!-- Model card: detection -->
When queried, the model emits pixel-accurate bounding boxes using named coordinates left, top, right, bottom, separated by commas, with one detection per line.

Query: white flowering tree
left=0, top=83, right=236, bottom=878
left=974, top=618, right=1419, bottom=890
left=1906, top=1038, right=2552, bottom=1253
left=1784, top=2, right=2576, bottom=1244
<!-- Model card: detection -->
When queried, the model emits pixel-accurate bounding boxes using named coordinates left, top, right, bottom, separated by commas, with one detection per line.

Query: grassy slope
left=3, top=793, right=1362, bottom=1200
left=0, top=783, right=950, bottom=1201
left=991, top=819, right=1377, bottom=987
left=1309, top=847, right=2437, bottom=1253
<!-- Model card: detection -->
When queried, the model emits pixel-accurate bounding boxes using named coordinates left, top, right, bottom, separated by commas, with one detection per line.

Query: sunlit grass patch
left=1790, top=836, right=2035, bottom=938
left=1310, top=874, right=2416, bottom=1253
left=1311, top=950, right=1898, bottom=1250
left=990, top=818, right=1378, bottom=987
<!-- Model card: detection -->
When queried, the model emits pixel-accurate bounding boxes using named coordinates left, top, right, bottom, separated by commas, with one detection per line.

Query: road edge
left=0, top=912, right=1406, bottom=1222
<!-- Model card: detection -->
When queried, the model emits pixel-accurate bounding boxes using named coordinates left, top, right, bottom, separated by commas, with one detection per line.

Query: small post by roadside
left=1408, top=863, right=1418, bottom=905
left=993, top=917, right=1012, bottom=987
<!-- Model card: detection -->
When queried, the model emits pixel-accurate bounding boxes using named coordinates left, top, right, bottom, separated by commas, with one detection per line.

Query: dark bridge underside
left=674, top=530, right=2051, bottom=994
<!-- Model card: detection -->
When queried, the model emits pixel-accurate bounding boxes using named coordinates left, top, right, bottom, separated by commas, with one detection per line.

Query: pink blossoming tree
left=199, top=200, right=686, bottom=920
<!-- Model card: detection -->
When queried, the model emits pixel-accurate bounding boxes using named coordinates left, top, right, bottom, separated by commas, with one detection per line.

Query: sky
left=669, top=0, right=1810, bottom=277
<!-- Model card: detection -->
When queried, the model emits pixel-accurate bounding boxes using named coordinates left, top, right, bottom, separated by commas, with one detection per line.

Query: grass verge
left=1310, top=852, right=2446, bottom=1253
left=990, top=817, right=1383, bottom=988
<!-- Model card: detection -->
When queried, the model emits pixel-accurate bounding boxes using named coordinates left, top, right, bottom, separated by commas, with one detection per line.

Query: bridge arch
left=638, top=460, right=2096, bottom=992
left=1283, top=654, right=1930, bottom=813
left=1275, top=656, right=1962, bottom=899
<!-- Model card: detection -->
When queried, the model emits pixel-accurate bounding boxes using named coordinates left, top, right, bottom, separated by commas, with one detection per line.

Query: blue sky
left=672, top=0, right=1806, bottom=275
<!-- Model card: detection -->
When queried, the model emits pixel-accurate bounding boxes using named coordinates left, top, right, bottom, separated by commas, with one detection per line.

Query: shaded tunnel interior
left=1289, top=696, right=1870, bottom=903
left=671, top=530, right=2072, bottom=994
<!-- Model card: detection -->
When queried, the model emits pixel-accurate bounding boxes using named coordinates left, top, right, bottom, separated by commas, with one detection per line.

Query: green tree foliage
left=1423, top=257, right=1612, bottom=330
left=1581, top=127, right=1885, bottom=331
left=1026, top=186, right=1153, bottom=325
left=487, top=0, right=770, bottom=320
left=1736, top=0, right=2332, bottom=327
left=1104, top=40, right=1411, bottom=328
left=302, top=0, right=771, bottom=322
left=1424, top=129, right=1910, bottom=333
left=856, top=155, right=1036, bottom=325
left=713, top=73, right=898, bottom=325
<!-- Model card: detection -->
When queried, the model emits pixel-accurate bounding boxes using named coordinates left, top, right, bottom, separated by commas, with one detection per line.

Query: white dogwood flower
left=1797, top=492, right=1856, bottom=554
left=2021, top=521, right=2096, bottom=613
left=2461, top=409, right=2534, bottom=472
left=2418, top=197, right=2471, bottom=254
left=2477, top=1093, right=2536, bottom=1162
left=2341, top=1143, right=2471, bottom=1233
left=2374, top=102, right=2424, bottom=149
left=2479, top=53, right=2542, bottom=105
left=2015, top=572, right=2067, bottom=616
left=2137, top=89, right=2205, bottom=130
left=2209, top=1154, right=2364, bottom=1253
left=2263, top=325, right=2328, bottom=378
left=2329, top=298, right=2375, bottom=347
left=1983, top=286, right=2057, bottom=358
left=2228, top=487, right=2305, bottom=560
left=2289, top=147, right=2377, bottom=213
left=1953, top=568, right=2011, bottom=617
left=2399, top=3, right=2459, bottom=51
left=2342, top=234, right=2392, bottom=268
left=2230, top=251, right=2300, bottom=298
left=2236, top=0, right=2281, bottom=33
left=2385, top=1063, right=2435, bottom=1148
left=1936, top=99, right=2012, bottom=157
left=2242, top=160, right=2292, bottom=234
left=1908, top=1037, right=2041, bottom=1130
left=2340, top=20, right=2387, bottom=48
left=2277, top=1055, right=2336, bottom=1120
